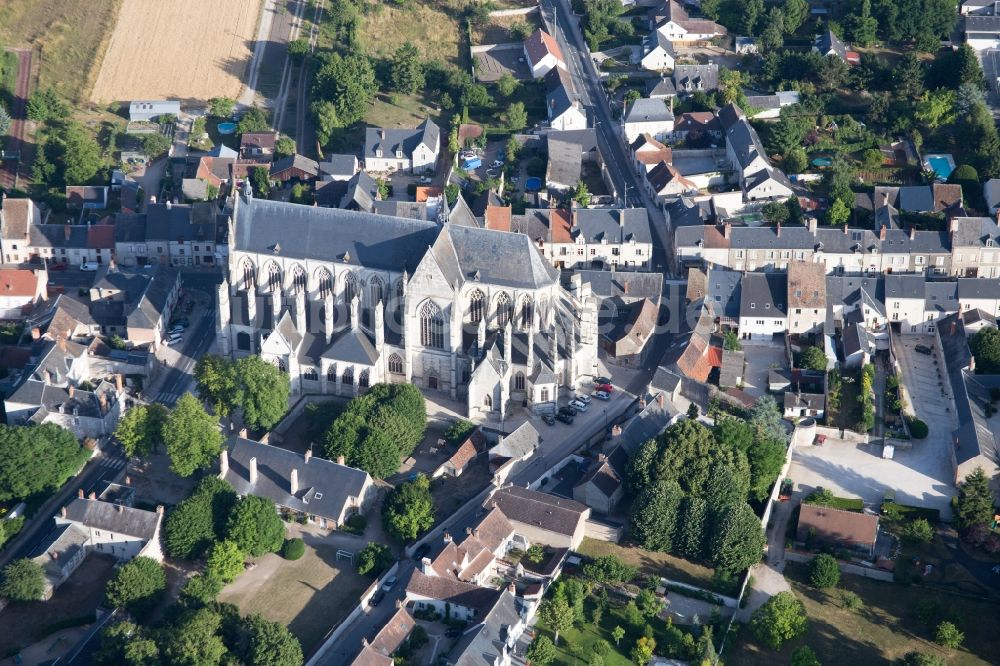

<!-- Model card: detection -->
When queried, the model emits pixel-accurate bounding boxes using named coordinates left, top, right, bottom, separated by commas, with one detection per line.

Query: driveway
left=788, top=430, right=954, bottom=519
left=893, top=334, right=958, bottom=442
left=740, top=341, right=786, bottom=398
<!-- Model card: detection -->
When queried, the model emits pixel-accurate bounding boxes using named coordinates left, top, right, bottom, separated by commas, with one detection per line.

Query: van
left=80, top=262, right=99, bottom=271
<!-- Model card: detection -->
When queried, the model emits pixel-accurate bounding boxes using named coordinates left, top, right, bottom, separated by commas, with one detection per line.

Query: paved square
left=740, top=341, right=786, bottom=398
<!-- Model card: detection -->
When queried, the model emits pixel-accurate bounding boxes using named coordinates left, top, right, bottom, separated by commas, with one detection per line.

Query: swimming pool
left=811, top=157, right=833, bottom=167
left=524, top=176, right=543, bottom=191
left=924, top=154, right=955, bottom=181
left=217, top=122, right=237, bottom=135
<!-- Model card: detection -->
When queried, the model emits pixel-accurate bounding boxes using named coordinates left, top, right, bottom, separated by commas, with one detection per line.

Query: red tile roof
left=415, top=186, right=443, bottom=202
left=485, top=203, right=512, bottom=232
left=549, top=209, right=573, bottom=243
left=796, top=503, right=878, bottom=547
left=0, top=269, right=39, bottom=298
left=524, top=29, right=564, bottom=67
left=87, top=224, right=115, bottom=249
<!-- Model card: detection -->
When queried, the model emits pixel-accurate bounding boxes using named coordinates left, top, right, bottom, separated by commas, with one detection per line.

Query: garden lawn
left=730, top=562, right=1000, bottom=665
left=577, top=538, right=723, bottom=594
left=366, top=93, right=443, bottom=129
left=357, top=0, right=465, bottom=67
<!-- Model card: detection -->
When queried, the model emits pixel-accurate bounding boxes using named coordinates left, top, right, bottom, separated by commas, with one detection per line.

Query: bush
left=356, top=542, right=393, bottom=576
left=750, top=591, right=808, bottom=649
left=839, top=589, right=863, bottom=611
left=582, top=555, right=637, bottom=584
left=907, top=418, right=929, bottom=439
left=341, top=514, right=367, bottom=535
left=0, top=558, right=44, bottom=602
left=104, top=557, right=166, bottom=615
left=282, top=538, right=305, bottom=561
left=809, top=554, right=840, bottom=588
left=935, top=621, right=964, bottom=649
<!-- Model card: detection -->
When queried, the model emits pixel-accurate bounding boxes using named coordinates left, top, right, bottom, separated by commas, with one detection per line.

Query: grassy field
left=471, top=10, right=543, bottom=45
left=578, top=538, right=724, bottom=594
left=218, top=538, right=370, bottom=653
left=357, top=0, right=467, bottom=66
left=0, top=0, right=122, bottom=102
left=367, top=92, right=443, bottom=129
left=730, top=562, right=1000, bottom=665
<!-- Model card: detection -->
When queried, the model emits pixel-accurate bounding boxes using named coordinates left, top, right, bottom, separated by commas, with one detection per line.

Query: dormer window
left=988, top=239, right=995, bottom=247
left=750, top=303, right=756, bottom=309
left=375, top=148, right=382, bottom=157
left=396, top=150, right=403, bottom=158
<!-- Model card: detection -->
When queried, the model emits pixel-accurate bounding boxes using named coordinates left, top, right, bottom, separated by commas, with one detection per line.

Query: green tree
left=195, top=355, right=238, bottom=416
left=180, top=573, right=223, bottom=607
left=282, top=537, right=305, bottom=560
left=382, top=474, right=434, bottom=541
left=205, top=540, right=244, bottom=583
left=839, top=589, right=863, bottom=611
left=750, top=395, right=787, bottom=443
left=0, top=558, right=44, bottom=602
left=238, top=107, right=271, bottom=134
left=391, top=42, right=425, bottom=94
left=244, top=614, right=304, bottom=666
left=497, top=72, right=519, bottom=98
left=784, top=147, right=808, bottom=173
left=274, top=135, right=297, bottom=157
left=0, top=423, right=88, bottom=502
left=142, top=132, right=172, bottom=158
left=704, top=458, right=751, bottom=513
left=538, top=593, right=575, bottom=645
left=105, top=556, right=166, bottom=614
left=251, top=165, right=271, bottom=197
left=164, top=477, right=237, bottom=559
left=631, top=636, right=656, bottom=665
left=287, top=37, right=309, bottom=63
left=809, top=553, right=841, bottom=588
left=846, top=0, right=878, bottom=46
left=526, top=544, right=545, bottom=563
left=573, top=181, right=591, bottom=207
left=636, top=588, right=665, bottom=617
left=949, top=163, right=979, bottom=204
left=762, top=200, right=790, bottom=225
left=444, top=419, right=476, bottom=445
left=526, top=635, right=558, bottom=665
left=115, top=404, right=168, bottom=458
left=161, top=608, right=227, bottom=666
left=32, top=139, right=55, bottom=185
left=57, top=123, right=103, bottom=184
left=505, top=101, right=528, bottom=130
left=630, top=479, right=683, bottom=551
left=935, top=621, right=964, bottom=649
left=227, top=495, right=286, bottom=557
left=356, top=542, right=393, bottom=576
left=751, top=591, right=808, bottom=649
left=582, top=555, right=637, bottom=584
left=782, top=0, right=809, bottom=32
left=970, top=327, right=1000, bottom=374
left=954, top=467, right=996, bottom=529
left=163, top=393, right=224, bottom=477
left=896, top=652, right=946, bottom=666
left=626, top=438, right=659, bottom=495
left=711, top=503, right=765, bottom=573
left=915, top=89, right=957, bottom=129
left=826, top=198, right=851, bottom=225
left=355, top=429, right=402, bottom=480
left=233, top=355, right=291, bottom=431
left=612, top=625, right=626, bottom=646
left=800, top=346, right=828, bottom=372
left=723, top=329, right=742, bottom=352
left=209, top=97, right=236, bottom=118
left=313, top=52, right=378, bottom=127
left=901, top=518, right=934, bottom=545
left=95, top=621, right=159, bottom=666
left=687, top=402, right=700, bottom=419
left=676, top=496, right=708, bottom=559
left=26, top=88, right=69, bottom=122
left=757, top=8, right=785, bottom=52
left=792, top=645, right=823, bottom=666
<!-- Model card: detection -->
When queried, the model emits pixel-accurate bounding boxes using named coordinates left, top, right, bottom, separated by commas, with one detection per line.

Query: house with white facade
left=640, top=31, right=676, bottom=71
left=739, top=271, right=787, bottom=339
left=652, top=1, right=726, bottom=44
left=523, top=29, right=565, bottom=78
left=363, top=119, right=440, bottom=174
left=545, top=67, right=588, bottom=131
left=0, top=268, right=47, bottom=319
left=623, top=98, right=675, bottom=143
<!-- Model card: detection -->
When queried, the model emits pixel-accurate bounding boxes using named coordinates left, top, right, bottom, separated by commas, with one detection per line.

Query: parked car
left=569, top=398, right=589, bottom=412
left=575, top=394, right=592, bottom=404
left=541, top=413, right=556, bottom=426
left=594, top=376, right=611, bottom=385
left=80, top=262, right=99, bottom=271
left=558, top=405, right=577, bottom=417
left=381, top=575, right=398, bottom=592
left=491, top=160, right=504, bottom=168
left=914, top=344, right=933, bottom=355
left=414, top=543, right=431, bottom=559
left=49, top=262, right=68, bottom=271
left=594, top=383, right=614, bottom=393
left=370, top=589, right=385, bottom=606
left=555, top=412, right=574, bottom=424
left=593, top=390, right=611, bottom=401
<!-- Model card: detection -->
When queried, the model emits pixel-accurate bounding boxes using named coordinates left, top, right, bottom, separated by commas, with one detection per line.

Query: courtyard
left=740, top=340, right=787, bottom=398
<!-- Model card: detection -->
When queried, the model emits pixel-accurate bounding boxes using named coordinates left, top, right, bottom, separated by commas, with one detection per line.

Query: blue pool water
left=524, top=176, right=543, bottom=191
left=217, top=122, right=237, bottom=135
left=926, top=155, right=954, bottom=180
left=811, top=157, right=833, bottom=167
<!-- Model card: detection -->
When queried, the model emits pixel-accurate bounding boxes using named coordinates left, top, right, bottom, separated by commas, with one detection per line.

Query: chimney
left=290, top=468, right=299, bottom=495
left=843, top=224, right=849, bottom=235
left=116, top=503, right=123, bottom=512
left=50, top=551, right=58, bottom=561
left=77, top=488, right=84, bottom=498
left=166, top=200, right=173, bottom=210
left=808, top=216, right=818, bottom=234
left=879, top=225, right=886, bottom=240
left=60, top=506, right=67, bottom=518
left=656, top=393, right=664, bottom=407
left=220, top=449, right=229, bottom=477
left=508, top=582, right=516, bottom=594
left=125, top=475, right=131, bottom=486
left=336, top=455, right=345, bottom=465
left=612, top=424, right=623, bottom=437
left=420, top=556, right=432, bottom=574
left=723, top=223, right=731, bottom=239
left=969, top=352, right=976, bottom=372
left=623, top=281, right=630, bottom=296
left=249, top=456, right=258, bottom=484
left=115, top=374, right=123, bottom=392
left=395, top=598, right=404, bottom=609
left=98, top=392, right=107, bottom=413
left=465, top=526, right=473, bottom=536
left=31, top=326, right=40, bottom=340
left=443, top=531, right=452, bottom=543
left=64, top=225, right=71, bottom=240
left=950, top=321, right=957, bottom=336
left=910, top=226, right=916, bottom=241
left=597, top=453, right=607, bottom=463
left=88, top=491, right=96, bottom=500
left=43, top=369, right=52, bottom=384
left=304, top=448, right=312, bottom=463
left=776, top=222, right=781, bottom=237
left=156, top=505, right=164, bottom=515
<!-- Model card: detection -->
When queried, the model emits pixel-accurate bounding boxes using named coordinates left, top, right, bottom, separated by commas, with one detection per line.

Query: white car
left=575, top=394, right=592, bottom=404
left=381, top=575, right=398, bottom=592
left=593, top=390, right=611, bottom=401
left=569, top=398, right=589, bottom=412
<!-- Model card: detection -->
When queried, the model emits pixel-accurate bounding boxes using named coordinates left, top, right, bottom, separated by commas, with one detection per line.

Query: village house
left=796, top=503, right=879, bottom=558
left=523, top=29, right=565, bottom=78
left=363, top=119, right=440, bottom=174
left=545, top=67, right=588, bottom=131
left=0, top=268, right=48, bottom=319
left=623, top=98, right=675, bottom=143
left=486, top=486, right=590, bottom=550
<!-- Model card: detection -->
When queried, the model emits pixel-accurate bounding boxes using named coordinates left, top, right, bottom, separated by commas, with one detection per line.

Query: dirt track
left=90, top=0, right=263, bottom=103
left=0, top=49, right=32, bottom=191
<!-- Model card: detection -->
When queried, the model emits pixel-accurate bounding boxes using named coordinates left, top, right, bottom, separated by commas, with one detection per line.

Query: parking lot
left=788, top=429, right=954, bottom=519
left=740, top=341, right=787, bottom=398
left=893, top=334, right=958, bottom=441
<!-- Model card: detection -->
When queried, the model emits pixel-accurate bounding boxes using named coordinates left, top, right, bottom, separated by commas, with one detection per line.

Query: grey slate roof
left=545, top=66, right=580, bottom=118
left=573, top=208, right=653, bottom=244
left=222, top=437, right=372, bottom=521
left=363, top=119, right=439, bottom=160
left=814, top=29, right=847, bottom=58
left=673, top=64, right=719, bottom=92
left=624, top=98, right=674, bottom=124
left=827, top=275, right=885, bottom=314
left=434, top=224, right=559, bottom=290
left=487, top=486, right=588, bottom=536
left=448, top=590, right=521, bottom=666
left=925, top=281, right=959, bottom=313
left=576, top=269, right=663, bottom=300
left=144, top=201, right=219, bottom=242
left=898, top=186, right=934, bottom=213
left=950, top=216, right=1000, bottom=247
left=546, top=137, right=583, bottom=187
left=665, top=196, right=712, bottom=228
left=61, top=497, right=159, bottom=539
left=965, top=14, right=1000, bottom=34
left=340, top=171, right=379, bottom=211
left=705, top=265, right=742, bottom=319
left=320, top=327, right=379, bottom=365
left=319, top=154, right=358, bottom=177
left=490, top=421, right=540, bottom=460
left=646, top=77, right=677, bottom=98
left=957, top=277, right=1000, bottom=300
left=740, top=272, right=787, bottom=317
left=884, top=274, right=925, bottom=300
left=271, top=154, right=320, bottom=178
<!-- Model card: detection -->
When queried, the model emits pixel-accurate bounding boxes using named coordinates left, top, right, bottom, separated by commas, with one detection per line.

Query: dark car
left=446, top=627, right=463, bottom=638
left=594, top=376, right=611, bottom=385
left=914, top=344, right=933, bottom=356
left=370, top=589, right=385, bottom=606
left=555, top=412, right=574, bottom=424
left=558, top=405, right=577, bottom=417
left=49, top=262, right=68, bottom=271
left=541, top=413, right=556, bottom=426
left=414, top=543, right=431, bottom=559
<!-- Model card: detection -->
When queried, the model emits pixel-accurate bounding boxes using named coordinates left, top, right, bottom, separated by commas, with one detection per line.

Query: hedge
left=882, top=502, right=940, bottom=523
left=664, top=582, right=724, bottom=606
left=907, top=418, right=929, bottom=439
left=282, top=538, right=305, bottom=561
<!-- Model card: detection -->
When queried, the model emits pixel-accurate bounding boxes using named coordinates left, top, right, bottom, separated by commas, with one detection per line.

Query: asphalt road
left=150, top=292, right=217, bottom=407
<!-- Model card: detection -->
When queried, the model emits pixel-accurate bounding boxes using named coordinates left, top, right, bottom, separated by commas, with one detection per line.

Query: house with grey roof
left=319, top=154, right=359, bottom=181
left=538, top=208, right=654, bottom=271
left=545, top=66, right=588, bottom=131
left=573, top=446, right=628, bottom=514
left=486, top=486, right=590, bottom=549
left=673, top=64, right=719, bottom=94
left=446, top=589, right=525, bottom=666
left=640, top=30, right=676, bottom=72
left=221, top=437, right=377, bottom=529
left=646, top=76, right=677, bottom=99
left=576, top=269, right=663, bottom=365
left=744, top=91, right=801, bottom=120
left=114, top=201, right=225, bottom=268
left=720, top=102, right=794, bottom=202
left=32, top=495, right=163, bottom=599
left=965, top=14, right=1000, bottom=50
left=364, top=119, right=440, bottom=174
left=739, top=272, right=788, bottom=340
left=88, top=266, right=181, bottom=347
left=623, top=98, right=675, bottom=143
left=489, top=421, right=540, bottom=484
left=5, top=369, right=125, bottom=439
left=219, top=193, right=600, bottom=422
